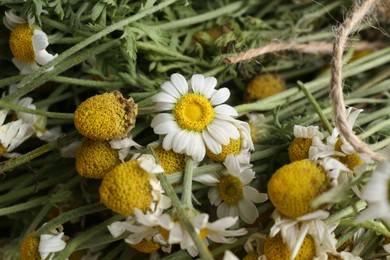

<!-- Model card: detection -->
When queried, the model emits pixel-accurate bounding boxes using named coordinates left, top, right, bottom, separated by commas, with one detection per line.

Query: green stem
left=167, top=163, right=224, bottom=185
left=52, top=76, right=126, bottom=89
left=0, top=132, right=81, bottom=174
left=55, top=214, right=124, bottom=260
left=77, top=232, right=130, bottom=251
left=181, top=157, right=194, bottom=207
left=0, top=99, right=74, bottom=119
left=358, top=119, right=390, bottom=139
left=36, top=203, right=107, bottom=235
left=101, top=242, right=126, bottom=260
left=0, top=197, right=47, bottom=216
left=324, top=200, right=367, bottom=225
left=7, top=0, right=180, bottom=100
left=336, top=227, right=360, bottom=248
left=350, top=229, right=377, bottom=256
left=0, top=75, right=23, bottom=87
left=297, top=81, right=333, bottom=134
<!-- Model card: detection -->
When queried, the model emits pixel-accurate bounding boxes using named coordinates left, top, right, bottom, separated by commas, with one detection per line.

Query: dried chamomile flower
left=20, top=233, right=40, bottom=260
left=154, top=146, right=186, bottom=174
left=74, top=91, right=138, bottom=141
left=99, top=154, right=166, bottom=216
left=288, top=125, right=324, bottom=162
left=267, top=160, right=328, bottom=218
left=244, top=74, right=286, bottom=103
left=75, top=138, right=120, bottom=179
left=3, top=10, right=57, bottom=74
left=264, top=233, right=316, bottom=260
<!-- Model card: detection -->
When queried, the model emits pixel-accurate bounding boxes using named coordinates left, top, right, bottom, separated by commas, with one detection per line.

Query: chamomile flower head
left=355, top=145, right=390, bottom=223
left=151, top=73, right=240, bottom=162
left=288, top=125, right=324, bottom=162
left=74, top=91, right=138, bottom=141
left=264, top=233, right=316, bottom=260
left=154, top=146, right=186, bottom=174
left=75, top=138, right=120, bottom=179
left=246, top=113, right=271, bottom=143
left=99, top=154, right=166, bottom=216
left=244, top=74, right=286, bottom=103
left=267, top=160, right=328, bottom=218
left=243, top=233, right=266, bottom=260
left=0, top=111, right=34, bottom=158
left=269, top=210, right=338, bottom=259
left=4, top=10, right=57, bottom=74
left=128, top=239, right=161, bottom=253
left=20, top=232, right=40, bottom=260
left=194, top=154, right=268, bottom=225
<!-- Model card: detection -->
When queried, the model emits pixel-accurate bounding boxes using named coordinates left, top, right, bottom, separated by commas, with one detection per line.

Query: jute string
left=330, top=0, right=385, bottom=162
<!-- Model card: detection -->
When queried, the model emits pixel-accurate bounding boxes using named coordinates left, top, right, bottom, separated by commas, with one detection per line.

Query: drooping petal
left=208, top=187, right=222, bottom=205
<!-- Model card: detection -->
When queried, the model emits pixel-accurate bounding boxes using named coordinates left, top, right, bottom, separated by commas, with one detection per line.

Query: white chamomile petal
left=161, top=81, right=181, bottom=99
left=191, top=74, right=205, bottom=93
left=238, top=199, right=258, bottom=224
left=32, top=29, right=49, bottom=51
left=170, top=73, right=188, bottom=95
left=210, top=87, right=230, bottom=105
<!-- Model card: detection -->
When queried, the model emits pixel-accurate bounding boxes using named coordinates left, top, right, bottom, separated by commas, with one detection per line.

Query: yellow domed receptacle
left=74, top=91, right=138, bottom=141
left=128, top=239, right=161, bottom=254
left=9, top=23, right=35, bottom=62
left=154, top=146, right=186, bottom=174
left=20, top=232, right=40, bottom=260
left=288, top=137, right=313, bottom=162
left=244, top=74, right=286, bottom=103
left=206, top=137, right=241, bottom=162
left=267, top=160, right=327, bottom=218
left=75, top=139, right=120, bottom=179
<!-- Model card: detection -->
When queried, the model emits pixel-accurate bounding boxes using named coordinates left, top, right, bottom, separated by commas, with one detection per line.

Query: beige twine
left=330, top=0, right=386, bottom=162
left=224, top=40, right=384, bottom=64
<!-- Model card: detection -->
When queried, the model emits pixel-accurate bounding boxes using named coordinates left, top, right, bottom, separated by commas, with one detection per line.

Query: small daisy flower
left=206, top=119, right=254, bottom=163
left=74, top=91, right=138, bottom=141
left=15, top=97, right=62, bottom=142
left=99, top=154, right=169, bottom=216
left=288, top=125, right=324, bottom=162
left=0, top=110, right=34, bottom=158
left=267, top=160, right=328, bottom=219
left=355, top=145, right=390, bottom=223
left=151, top=73, right=240, bottom=162
left=160, top=213, right=247, bottom=257
left=193, top=154, right=268, bottom=225
left=269, top=210, right=338, bottom=259
left=244, top=74, right=286, bottom=102
left=4, top=10, right=57, bottom=74
left=38, top=225, right=67, bottom=260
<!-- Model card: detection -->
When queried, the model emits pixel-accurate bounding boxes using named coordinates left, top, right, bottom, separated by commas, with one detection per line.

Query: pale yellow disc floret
left=20, top=232, right=40, bottom=260
left=74, top=91, right=138, bottom=141
left=334, top=139, right=362, bottom=170
left=244, top=74, right=286, bottom=102
left=206, top=137, right=241, bottom=162
left=128, top=239, right=161, bottom=254
left=173, top=93, right=214, bottom=132
left=76, top=138, right=120, bottom=179
left=154, top=146, right=186, bottom=174
left=288, top=137, right=312, bottom=162
left=9, top=23, right=35, bottom=62
left=243, top=251, right=261, bottom=260
left=218, top=175, right=244, bottom=206
left=267, top=160, right=327, bottom=218
left=264, top=233, right=316, bottom=260
left=99, top=160, right=153, bottom=216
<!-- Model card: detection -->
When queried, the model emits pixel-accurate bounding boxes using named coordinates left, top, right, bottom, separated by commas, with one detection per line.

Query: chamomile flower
left=160, top=213, right=247, bottom=257
left=20, top=233, right=40, bottom=260
left=193, top=154, right=268, bottom=225
left=243, top=233, right=266, bottom=260
left=206, top=119, right=254, bottom=163
left=288, top=125, right=324, bottom=162
left=355, top=145, right=390, bottom=223
left=0, top=110, right=34, bottom=158
left=4, top=10, right=57, bottom=74
left=151, top=73, right=240, bottom=162
left=99, top=154, right=169, bottom=216
left=269, top=210, right=338, bottom=259
left=244, top=74, right=286, bottom=102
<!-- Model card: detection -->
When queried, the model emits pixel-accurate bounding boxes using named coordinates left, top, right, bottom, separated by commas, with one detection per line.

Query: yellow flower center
left=288, top=137, right=312, bottom=162
left=218, top=175, right=244, bottom=206
left=267, top=160, right=327, bottom=218
left=264, top=233, right=316, bottom=260
left=0, top=144, right=7, bottom=157
left=173, top=93, right=214, bottom=132
left=244, top=74, right=286, bottom=103
left=334, top=139, right=362, bottom=170
left=128, top=239, right=161, bottom=254
left=9, top=23, right=35, bottom=62
left=20, top=233, right=40, bottom=260
left=159, top=227, right=170, bottom=241
left=206, top=137, right=241, bottom=162
left=199, top=228, right=209, bottom=240
left=76, top=139, right=120, bottom=179
left=99, top=160, right=153, bottom=216
left=243, top=251, right=261, bottom=260
left=154, top=146, right=186, bottom=174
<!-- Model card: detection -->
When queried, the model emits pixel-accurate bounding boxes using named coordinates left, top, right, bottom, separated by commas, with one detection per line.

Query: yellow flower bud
left=244, top=74, right=286, bottom=103
left=20, top=232, right=40, bottom=260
